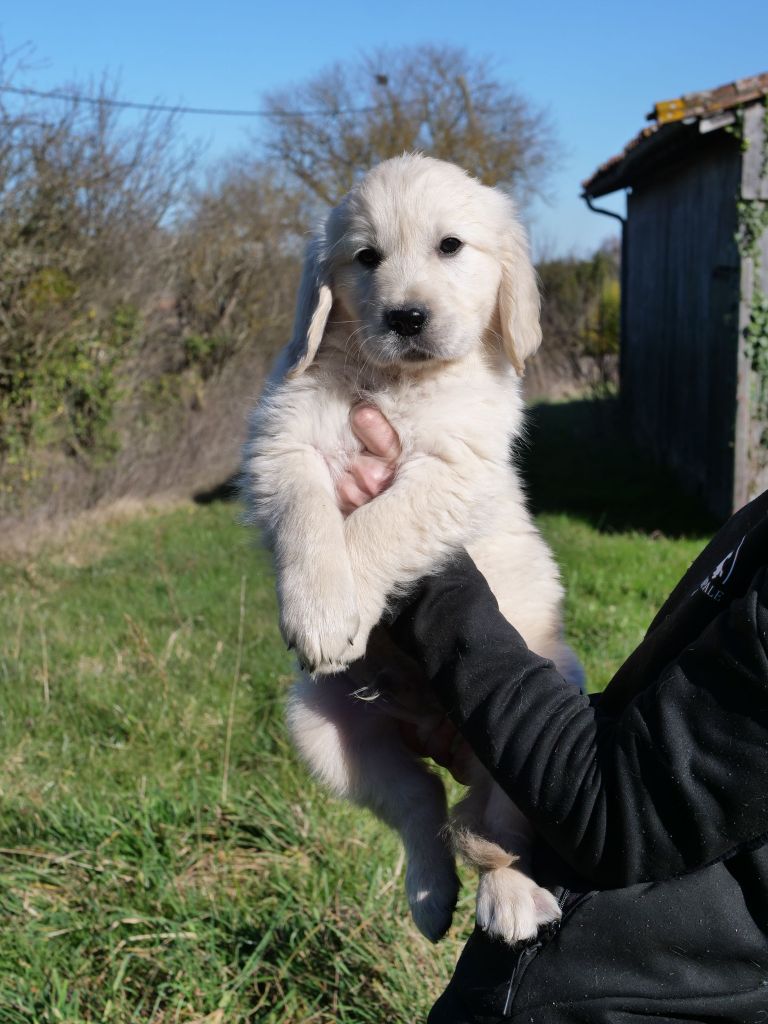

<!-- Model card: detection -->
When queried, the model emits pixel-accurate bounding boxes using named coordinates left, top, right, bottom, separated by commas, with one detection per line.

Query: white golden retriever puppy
left=243, top=154, right=582, bottom=944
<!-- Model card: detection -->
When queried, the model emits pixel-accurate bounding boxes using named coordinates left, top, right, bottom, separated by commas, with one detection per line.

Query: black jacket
left=392, top=490, right=768, bottom=1023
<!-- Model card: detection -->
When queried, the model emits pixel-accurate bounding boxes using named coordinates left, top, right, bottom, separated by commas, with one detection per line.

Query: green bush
left=1, top=304, right=137, bottom=465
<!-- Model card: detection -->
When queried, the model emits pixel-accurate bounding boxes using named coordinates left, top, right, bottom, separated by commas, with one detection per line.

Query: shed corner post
left=734, top=100, right=768, bottom=512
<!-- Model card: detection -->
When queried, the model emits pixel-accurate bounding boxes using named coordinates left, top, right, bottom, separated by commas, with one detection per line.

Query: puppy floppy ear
left=285, top=237, right=333, bottom=378
left=496, top=196, right=542, bottom=376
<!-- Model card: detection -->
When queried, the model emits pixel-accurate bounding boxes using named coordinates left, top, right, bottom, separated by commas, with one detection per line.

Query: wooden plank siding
left=622, top=135, right=742, bottom=519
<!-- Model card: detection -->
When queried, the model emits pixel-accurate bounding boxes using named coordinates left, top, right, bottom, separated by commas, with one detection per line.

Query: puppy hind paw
left=407, top=865, right=461, bottom=943
left=476, top=868, right=560, bottom=945
left=530, top=884, right=562, bottom=927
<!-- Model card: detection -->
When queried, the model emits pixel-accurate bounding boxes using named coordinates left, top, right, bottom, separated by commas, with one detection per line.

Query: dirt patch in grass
left=0, top=494, right=193, bottom=564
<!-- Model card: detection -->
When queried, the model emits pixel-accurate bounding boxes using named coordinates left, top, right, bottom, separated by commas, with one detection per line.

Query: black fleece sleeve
left=391, top=555, right=768, bottom=888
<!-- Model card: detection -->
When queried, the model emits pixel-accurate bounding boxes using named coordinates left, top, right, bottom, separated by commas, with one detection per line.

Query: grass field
left=0, top=399, right=714, bottom=1023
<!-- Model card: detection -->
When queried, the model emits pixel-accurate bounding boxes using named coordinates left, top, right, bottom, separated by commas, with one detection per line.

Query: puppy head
left=286, top=154, right=541, bottom=377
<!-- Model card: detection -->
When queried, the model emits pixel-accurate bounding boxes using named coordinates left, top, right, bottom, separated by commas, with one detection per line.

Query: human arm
left=340, top=408, right=768, bottom=885
left=390, top=553, right=768, bottom=888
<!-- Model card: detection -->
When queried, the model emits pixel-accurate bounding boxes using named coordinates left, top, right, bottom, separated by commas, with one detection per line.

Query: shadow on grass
left=194, top=399, right=718, bottom=538
left=519, top=398, right=718, bottom=538
left=193, top=475, right=240, bottom=505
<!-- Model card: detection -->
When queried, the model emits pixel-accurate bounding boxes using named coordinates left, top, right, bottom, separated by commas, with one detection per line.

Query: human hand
left=337, top=409, right=475, bottom=780
left=398, top=717, right=474, bottom=785
left=337, top=404, right=401, bottom=516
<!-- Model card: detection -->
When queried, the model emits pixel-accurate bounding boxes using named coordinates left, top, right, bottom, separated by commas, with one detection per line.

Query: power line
left=0, top=82, right=394, bottom=119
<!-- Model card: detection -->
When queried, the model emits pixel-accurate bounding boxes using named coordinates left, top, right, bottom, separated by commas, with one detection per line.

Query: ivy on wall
left=735, top=98, right=768, bottom=450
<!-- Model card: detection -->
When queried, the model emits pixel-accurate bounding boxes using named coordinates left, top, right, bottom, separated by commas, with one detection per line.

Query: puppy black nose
left=385, top=307, right=427, bottom=337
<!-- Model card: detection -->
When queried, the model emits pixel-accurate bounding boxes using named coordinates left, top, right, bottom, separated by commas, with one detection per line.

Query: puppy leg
left=287, top=674, right=460, bottom=942
left=245, top=438, right=360, bottom=673
left=341, top=455, right=500, bottom=664
left=452, top=771, right=560, bottom=944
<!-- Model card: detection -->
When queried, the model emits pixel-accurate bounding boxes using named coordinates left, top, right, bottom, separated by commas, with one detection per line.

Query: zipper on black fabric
left=502, top=940, right=542, bottom=1016
left=500, top=888, right=598, bottom=1017
left=557, top=887, right=598, bottom=923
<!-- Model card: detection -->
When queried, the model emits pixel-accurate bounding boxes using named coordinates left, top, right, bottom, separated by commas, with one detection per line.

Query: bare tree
left=171, top=160, right=311, bottom=375
left=262, top=45, right=557, bottom=206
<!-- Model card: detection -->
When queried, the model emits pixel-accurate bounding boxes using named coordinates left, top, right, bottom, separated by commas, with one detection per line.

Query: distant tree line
left=535, top=243, right=620, bottom=398
left=0, top=45, right=617, bottom=526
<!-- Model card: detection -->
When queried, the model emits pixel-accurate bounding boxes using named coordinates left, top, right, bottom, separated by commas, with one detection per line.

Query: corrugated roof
left=583, top=71, right=768, bottom=198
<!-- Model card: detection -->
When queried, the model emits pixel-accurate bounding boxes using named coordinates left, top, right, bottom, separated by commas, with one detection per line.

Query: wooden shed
left=583, top=73, right=768, bottom=520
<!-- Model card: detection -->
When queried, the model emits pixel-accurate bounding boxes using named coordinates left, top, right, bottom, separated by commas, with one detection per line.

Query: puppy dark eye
left=356, top=248, right=382, bottom=268
left=439, top=237, right=463, bottom=255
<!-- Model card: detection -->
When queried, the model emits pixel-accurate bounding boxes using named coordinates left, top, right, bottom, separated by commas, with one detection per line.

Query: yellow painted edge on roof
left=655, top=98, right=686, bottom=125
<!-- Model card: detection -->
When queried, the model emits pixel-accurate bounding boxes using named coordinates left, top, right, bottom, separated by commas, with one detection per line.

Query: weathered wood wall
left=622, top=134, right=742, bottom=519
left=738, top=102, right=768, bottom=508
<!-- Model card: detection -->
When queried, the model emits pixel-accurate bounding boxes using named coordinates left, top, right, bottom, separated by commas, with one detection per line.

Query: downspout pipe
left=582, top=194, right=626, bottom=228
left=582, top=192, right=628, bottom=402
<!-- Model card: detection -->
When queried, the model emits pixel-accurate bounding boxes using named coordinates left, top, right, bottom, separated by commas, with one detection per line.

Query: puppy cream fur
left=243, top=154, right=582, bottom=944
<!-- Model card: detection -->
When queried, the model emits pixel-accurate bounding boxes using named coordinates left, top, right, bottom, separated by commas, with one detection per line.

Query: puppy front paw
left=279, top=564, right=361, bottom=674
left=476, top=867, right=560, bottom=945
left=339, top=581, right=392, bottom=666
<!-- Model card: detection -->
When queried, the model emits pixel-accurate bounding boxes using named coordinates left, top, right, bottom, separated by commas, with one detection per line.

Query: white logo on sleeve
left=697, top=535, right=746, bottom=602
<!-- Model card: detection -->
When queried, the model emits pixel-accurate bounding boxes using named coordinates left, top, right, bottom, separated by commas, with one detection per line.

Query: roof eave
left=584, top=120, right=702, bottom=198
left=583, top=71, right=768, bottom=199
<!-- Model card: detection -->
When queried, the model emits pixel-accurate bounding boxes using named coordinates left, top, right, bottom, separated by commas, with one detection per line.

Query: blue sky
left=2, top=1, right=766, bottom=256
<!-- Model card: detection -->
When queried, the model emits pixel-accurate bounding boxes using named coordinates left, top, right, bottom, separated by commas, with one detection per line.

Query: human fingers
left=425, top=719, right=473, bottom=785
left=446, top=740, right=474, bottom=786
left=350, top=404, right=401, bottom=461
left=349, top=453, right=395, bottom=498
left=398, top=717, right=473, bottom=785
left=337, top=472, right=370, bottom=515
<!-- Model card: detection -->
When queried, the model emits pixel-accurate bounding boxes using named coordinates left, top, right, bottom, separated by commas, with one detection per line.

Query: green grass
left=0, top=400, right=713, bottom=1022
